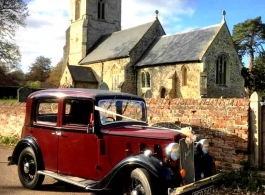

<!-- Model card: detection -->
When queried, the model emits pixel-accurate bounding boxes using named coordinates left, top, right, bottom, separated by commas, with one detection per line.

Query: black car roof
left=28, top=88, right=143, bottom=100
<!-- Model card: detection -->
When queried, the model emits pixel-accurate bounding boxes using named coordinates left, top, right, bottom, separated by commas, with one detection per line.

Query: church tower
left=69, top=0, right=121, bottom=65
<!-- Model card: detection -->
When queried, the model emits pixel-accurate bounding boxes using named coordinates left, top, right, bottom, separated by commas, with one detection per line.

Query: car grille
left=179, top=138, right=195, bottom=184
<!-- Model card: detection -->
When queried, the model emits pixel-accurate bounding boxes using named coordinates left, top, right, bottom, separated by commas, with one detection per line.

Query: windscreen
left=97, top=99, right=147, bottom=125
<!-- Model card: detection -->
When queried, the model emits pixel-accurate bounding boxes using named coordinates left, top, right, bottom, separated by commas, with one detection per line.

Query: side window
left=63, top=99, right=94, bottom=126
left=35, top=99, right=58, bottom=125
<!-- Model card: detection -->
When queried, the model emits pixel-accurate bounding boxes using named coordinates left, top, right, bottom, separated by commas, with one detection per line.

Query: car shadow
left=38, top=181, right=86, bottom=192
left=38, top=180, right=112, bottom=195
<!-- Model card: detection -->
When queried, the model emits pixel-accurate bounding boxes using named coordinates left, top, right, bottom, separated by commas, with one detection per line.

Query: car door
left=31, top=98, right=59, bottom=172
left=57, top=98, right=98, bottom=180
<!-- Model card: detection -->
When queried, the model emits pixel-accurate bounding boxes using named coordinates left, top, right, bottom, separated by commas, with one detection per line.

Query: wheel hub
left=23, top=162, right=30, bottom=174
left=131, top=190, right=138, bottom=195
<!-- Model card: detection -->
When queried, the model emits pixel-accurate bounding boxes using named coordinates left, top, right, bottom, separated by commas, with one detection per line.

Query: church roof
left=135, top=24, right=220, bottom=67
left=79, top=21, right=155, bottom=65
left=68, top=65, right=98, bottom=83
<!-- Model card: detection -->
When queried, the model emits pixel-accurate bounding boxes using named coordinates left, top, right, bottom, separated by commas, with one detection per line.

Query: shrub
left=0, top=136, right=20, bottom=146
left=216, top=160, right=264, bottom=192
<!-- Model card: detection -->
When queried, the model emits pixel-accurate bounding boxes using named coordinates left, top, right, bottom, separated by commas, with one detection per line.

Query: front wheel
left=18, top=147, right=44, bottom=189
left=123, top=168, right=156, bottom=195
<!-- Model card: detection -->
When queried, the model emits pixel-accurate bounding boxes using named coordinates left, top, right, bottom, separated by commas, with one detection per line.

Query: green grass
left=0, top=136, right=20, bottom=146
left=0, top=99, right=18, bottom=103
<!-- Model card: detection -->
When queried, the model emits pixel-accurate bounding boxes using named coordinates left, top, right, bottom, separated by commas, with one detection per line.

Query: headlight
left=165, top=143, right=180, bottom=161
left=197, top=139, right=209, bottom=154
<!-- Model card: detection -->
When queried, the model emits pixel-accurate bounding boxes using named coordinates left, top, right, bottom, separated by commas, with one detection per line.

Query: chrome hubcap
left=129, top=178, right=145, bottom=195
left=131, top=190, right=138, bottom=195
left=21, top=156, right=36, bottom=182
left=24, top=162, right=30, bottom=174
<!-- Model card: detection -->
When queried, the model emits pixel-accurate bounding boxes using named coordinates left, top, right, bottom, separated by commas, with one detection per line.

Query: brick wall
left=145, top=98, right=250, bottom=170
left=0, top=102, right=26, bottom=137
left=0, top=98, right=250, bottom=170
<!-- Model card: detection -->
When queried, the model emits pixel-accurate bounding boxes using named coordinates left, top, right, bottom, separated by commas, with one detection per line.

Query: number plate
left=192, top=185, right=214, bottom=195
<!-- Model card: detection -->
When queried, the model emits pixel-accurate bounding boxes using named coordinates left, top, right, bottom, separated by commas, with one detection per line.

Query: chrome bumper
left=168, top=174, right=221, bottom=195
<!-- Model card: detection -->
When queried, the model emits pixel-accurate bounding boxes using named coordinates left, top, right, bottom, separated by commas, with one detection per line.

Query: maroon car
left=8, top=88, right=219, bottom=195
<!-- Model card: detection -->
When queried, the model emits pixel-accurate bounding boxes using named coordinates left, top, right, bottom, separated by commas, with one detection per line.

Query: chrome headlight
left=165, top=143, right=180, bottom=161
left=197, top=139, right=209, bottom=154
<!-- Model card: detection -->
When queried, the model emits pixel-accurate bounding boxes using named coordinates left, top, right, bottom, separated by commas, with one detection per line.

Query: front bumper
left=7, top=156, right=13, bottom=165
left=168, top=174, right=220, bottom=195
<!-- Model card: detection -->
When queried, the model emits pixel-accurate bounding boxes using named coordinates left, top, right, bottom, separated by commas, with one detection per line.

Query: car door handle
left=52, top=131, right=62, bottom=136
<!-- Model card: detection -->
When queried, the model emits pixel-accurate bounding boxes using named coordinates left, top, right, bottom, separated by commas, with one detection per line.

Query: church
left=59, top=0, right=246, bottom=98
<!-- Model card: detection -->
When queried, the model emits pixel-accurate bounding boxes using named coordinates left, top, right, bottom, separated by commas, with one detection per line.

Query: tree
left=241, top=53, right=265, bottom=98
left=252, top=53, right=265, bottom=98
left=26, top=56, right=52, bottom=82
left=0, top=0, right=28, bottom=69
left=232, top=17, right=265, bottom=71
left=46, top=60, right=63, bottom=87
left=8, top=68, right=25, bottom=81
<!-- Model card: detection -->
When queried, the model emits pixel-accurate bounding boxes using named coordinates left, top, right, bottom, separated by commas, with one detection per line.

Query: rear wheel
left=123, top=168, right=156, bottom=195
left=18, top=147, right=44, bottom=189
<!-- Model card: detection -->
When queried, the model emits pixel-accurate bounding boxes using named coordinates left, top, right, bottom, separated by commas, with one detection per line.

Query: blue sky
left=16, top=0, right=265, bottom=72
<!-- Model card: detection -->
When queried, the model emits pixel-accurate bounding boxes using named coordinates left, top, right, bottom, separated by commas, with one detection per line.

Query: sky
left=16, top=0, right=265, bottom=73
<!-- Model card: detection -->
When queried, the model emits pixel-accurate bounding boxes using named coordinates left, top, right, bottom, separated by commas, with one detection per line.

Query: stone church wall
left=60, top=66, right=73, bottom=87
left=85, top=57, right=130, bottom=90
left=137, top=62, right=203, bottom=98
left=203, top=24, right=246, bottom=98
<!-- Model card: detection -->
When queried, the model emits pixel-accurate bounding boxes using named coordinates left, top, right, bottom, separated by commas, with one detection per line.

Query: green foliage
left=232, top=17, right=265, bottom=70
left=26, top=56, right=52, bottom=82
left=26, top=81, right=41, bottom=89
left=0, top=0, right=28, bottom=69
left=46, top=60, right=63, bottom=87
left=0, top=136, right=19, bottom=146
left=216, top=160, right=263, bottom=192
left=241, top=53, right=265, bottom=99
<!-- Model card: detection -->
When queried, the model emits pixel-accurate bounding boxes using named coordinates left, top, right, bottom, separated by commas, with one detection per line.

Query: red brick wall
left=0, top=98, right=250, bottom=170
left=145, top=98, right=250, bottom=170
left=0, top=102, right=26, bottom=137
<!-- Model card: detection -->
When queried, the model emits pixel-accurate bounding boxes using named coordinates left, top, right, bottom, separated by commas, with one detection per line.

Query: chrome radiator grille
left=179, top=138, right=195, bottom=184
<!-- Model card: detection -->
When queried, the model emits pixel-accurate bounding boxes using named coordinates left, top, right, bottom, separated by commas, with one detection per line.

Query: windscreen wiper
left=122, top=96, right=132, bottom=114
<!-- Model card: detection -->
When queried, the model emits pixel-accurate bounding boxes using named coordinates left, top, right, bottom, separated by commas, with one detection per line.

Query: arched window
left=141, top=72, right=146, bottom=88
left=182, top=66, right=187, bottom=86
left=161, top=87, right=166, bottom=98
left=111, top=65, right=120, bottom=91
left=141, top=71, right=151, bottom=88
left=216, top=55, right=228, bottom=85
left=75, top=0, right=81, bottom=20
left=146, top=72, right=150, bottom=87
left=98, top=0, right=105, bottom=19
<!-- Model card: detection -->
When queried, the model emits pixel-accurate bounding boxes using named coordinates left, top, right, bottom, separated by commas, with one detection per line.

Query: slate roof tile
left=68, top=65, right=98, bottom=83
left=80, top=21, right=155, bottom=64
left=135, top=24, right=221, bottom=67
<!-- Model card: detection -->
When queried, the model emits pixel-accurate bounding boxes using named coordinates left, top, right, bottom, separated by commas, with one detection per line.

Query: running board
left=38, top=170, right=98, bottom=189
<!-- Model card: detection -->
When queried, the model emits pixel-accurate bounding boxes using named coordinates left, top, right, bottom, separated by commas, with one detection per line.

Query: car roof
left=28, top=88, right=143, bottom=100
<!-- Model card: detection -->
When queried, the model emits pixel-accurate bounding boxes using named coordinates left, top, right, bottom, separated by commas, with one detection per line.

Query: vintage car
left=8, top=88, right=219, bottom=195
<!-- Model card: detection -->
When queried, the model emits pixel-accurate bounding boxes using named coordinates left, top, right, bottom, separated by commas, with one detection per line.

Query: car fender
left=92, top=154, right=174, bottom=190
left=8, top=136, right=42, bottom=166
